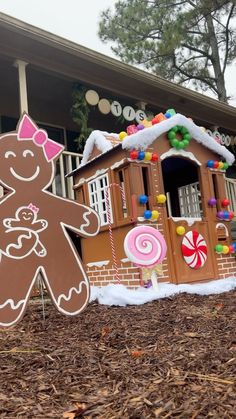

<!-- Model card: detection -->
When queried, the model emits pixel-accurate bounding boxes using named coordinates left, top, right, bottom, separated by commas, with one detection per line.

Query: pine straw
left=0, top=290, right=236, bottom=418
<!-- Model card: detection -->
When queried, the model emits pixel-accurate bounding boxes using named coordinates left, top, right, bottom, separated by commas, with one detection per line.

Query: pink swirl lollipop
left=124, top=226, right=167, bottom=267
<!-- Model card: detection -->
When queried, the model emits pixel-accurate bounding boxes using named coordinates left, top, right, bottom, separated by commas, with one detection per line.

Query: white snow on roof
left=80, top=130, right=119, bottom=166
left=122, top=113, right=234, bottom=164
left=79, top=113, right=234, bottom=169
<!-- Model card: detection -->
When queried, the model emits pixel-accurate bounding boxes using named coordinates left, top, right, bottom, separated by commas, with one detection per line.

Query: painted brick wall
left=86, top=257, right=170, bottom=288
left=216, top=254, right=236, bottom=278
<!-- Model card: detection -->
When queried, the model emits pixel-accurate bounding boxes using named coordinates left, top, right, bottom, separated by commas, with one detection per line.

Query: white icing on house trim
left=171, top=217, right=201, bottom=226
left=160, top=148, right=201, bottom=166
left=127, top=158, right=151, bottom=164
left=121, top=258, right=130, bottom=263
left=111, top=159, right=126, bottom=169
left=216, top=223, right=229, bottom=237
left=87, top=260, right=110, bottom=268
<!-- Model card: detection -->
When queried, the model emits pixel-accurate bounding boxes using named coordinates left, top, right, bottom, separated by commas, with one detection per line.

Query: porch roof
left=0, top=12, right=236, bottom=134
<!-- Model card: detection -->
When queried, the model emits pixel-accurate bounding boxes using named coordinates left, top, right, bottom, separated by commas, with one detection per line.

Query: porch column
left=14, top=59, right=29, bottom=114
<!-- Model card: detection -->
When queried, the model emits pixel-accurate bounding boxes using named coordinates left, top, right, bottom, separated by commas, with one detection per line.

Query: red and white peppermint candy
left=181, top=230, right=207, bottom=269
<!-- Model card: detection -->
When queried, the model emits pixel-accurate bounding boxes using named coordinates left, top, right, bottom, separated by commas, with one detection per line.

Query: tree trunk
left=205, top=13, right=228, bottom=103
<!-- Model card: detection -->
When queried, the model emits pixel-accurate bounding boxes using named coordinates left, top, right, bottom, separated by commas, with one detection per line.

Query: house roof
left=77, top=113, right=234, bottom=172
left=0, top=12, right=236, bottom=133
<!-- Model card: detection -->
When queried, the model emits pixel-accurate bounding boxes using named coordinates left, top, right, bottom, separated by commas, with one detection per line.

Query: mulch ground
left=0, top=290, right=236, bottom=419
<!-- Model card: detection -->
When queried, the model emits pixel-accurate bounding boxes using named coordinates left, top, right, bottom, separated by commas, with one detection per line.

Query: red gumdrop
left=130, top=150, right=139, bottom=160
left=151, top=153, right=158, bottom=162
left=221, top=198, right=230, bottom=207
left=229, top=211, right=234, bottom=220
left=229, top=245, right=235, bottom=253
left=213, top=161, right=219, bottom=169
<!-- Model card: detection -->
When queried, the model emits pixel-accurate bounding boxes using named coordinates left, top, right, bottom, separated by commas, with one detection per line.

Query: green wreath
left=167, top=125, right=191, bottom=150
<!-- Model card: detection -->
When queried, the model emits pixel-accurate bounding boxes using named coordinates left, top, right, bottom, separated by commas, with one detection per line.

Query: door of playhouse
left=168, top=219, right=216, bottom=283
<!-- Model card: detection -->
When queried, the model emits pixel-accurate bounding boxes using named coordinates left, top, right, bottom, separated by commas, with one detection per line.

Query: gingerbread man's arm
left=3, top=218, right=19, bottom=229
left=52, top=196, right=100, bottom=237
left=32, top=219, right=48, bottom=232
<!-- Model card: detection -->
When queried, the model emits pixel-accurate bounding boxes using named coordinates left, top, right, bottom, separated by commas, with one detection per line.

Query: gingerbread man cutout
left=0, top=114, right=100, bottom=327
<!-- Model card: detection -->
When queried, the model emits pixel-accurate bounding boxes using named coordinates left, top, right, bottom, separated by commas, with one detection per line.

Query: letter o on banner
left=123, top=106, right=135, bottom=121
left=111, top=101, right=122, bottom=117
left=136, top=110, right=147, bottom=123
left=223, top=135, right=231, bottom=147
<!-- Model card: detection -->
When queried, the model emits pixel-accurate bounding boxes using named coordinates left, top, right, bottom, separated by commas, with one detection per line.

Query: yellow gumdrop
left=176, top=226, right=185, bottom=236
left=119, top=131, right=127, bottom=140
left=145, top=152, right=152, bottom=161
left=218, top=161, right=224, bottom=169
left=222, top=245, right=229, bottom=254
left=157, top=194, right=167, bottom=204
left=151, top=210, right=160, bottom=220
left=142, top=119, right=152, bottom=128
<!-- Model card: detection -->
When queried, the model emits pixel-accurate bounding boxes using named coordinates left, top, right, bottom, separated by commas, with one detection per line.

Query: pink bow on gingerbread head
left=17, top=114, right=64, bottom=162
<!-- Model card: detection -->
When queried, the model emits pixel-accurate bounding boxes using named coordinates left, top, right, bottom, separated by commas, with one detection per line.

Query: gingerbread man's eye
left=5, top=151, right=16, bottom=158
left=23, top=150, right=34, bottom=158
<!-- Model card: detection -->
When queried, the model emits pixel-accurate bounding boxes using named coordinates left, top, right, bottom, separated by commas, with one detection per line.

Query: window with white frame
left=178, top=182, right=202, bottom=218
left=88, top=174, right=113, bottom=226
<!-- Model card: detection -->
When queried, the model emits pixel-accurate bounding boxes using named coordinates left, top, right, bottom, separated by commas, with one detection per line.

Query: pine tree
left=99, top=0, right=236, bottom=102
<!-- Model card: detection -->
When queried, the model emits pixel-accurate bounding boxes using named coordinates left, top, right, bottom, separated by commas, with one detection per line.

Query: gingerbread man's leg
left=0, top=258, right=38, bottom=327
left=41, top=232, right=89, bottom=316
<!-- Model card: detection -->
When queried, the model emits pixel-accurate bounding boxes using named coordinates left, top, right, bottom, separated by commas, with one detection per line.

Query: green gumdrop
left=178, top=142, right=185, bottom=149
left=180, top=126, right=189, bottom=135
left=175, top=141, right=182, bottom=150
left=215, top=244, right=223, bottom=253
left=168, top=130, right=176, bottom=140
left=224, top=162, right=229, bottom=170
left=166, top=108, right=176, bottom=116
left=182, top=140, right=189, bottom=148
left=183, top=133, right=191, bottom=142
left=172, top=125, right=178, bottom=133
left=172, top=139, right=179, bottom=148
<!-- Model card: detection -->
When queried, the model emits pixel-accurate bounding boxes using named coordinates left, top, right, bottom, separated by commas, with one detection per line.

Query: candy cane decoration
left=105, top=183, right=126, bottom=283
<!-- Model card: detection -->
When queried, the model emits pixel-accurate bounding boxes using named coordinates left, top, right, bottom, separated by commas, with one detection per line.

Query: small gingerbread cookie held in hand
left=2, top=203, right=48, bottom=258
left=0, top=114, right=100, bottom=327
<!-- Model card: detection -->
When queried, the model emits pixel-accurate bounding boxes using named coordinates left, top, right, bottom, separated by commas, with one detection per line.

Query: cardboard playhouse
left=69, top=112, right=236, bottom=288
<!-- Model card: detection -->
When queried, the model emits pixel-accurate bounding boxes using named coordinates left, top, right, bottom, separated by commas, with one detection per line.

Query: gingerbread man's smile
left=10, top=166, right=40, bottom=182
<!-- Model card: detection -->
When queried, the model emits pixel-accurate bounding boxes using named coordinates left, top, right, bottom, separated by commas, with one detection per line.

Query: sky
left=0, top=0, right=235, bottom=106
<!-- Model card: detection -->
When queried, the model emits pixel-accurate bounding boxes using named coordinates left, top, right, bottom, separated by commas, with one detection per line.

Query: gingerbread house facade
left=70, top=113, right=236, bottom=287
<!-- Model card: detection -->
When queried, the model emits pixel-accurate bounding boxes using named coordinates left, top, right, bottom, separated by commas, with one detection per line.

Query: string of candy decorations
left=207, top=160, right=229, bottom=170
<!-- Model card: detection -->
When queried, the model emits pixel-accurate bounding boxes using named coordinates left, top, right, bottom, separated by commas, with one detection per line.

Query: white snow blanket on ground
left=90, top=277, right=236, bottom=306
